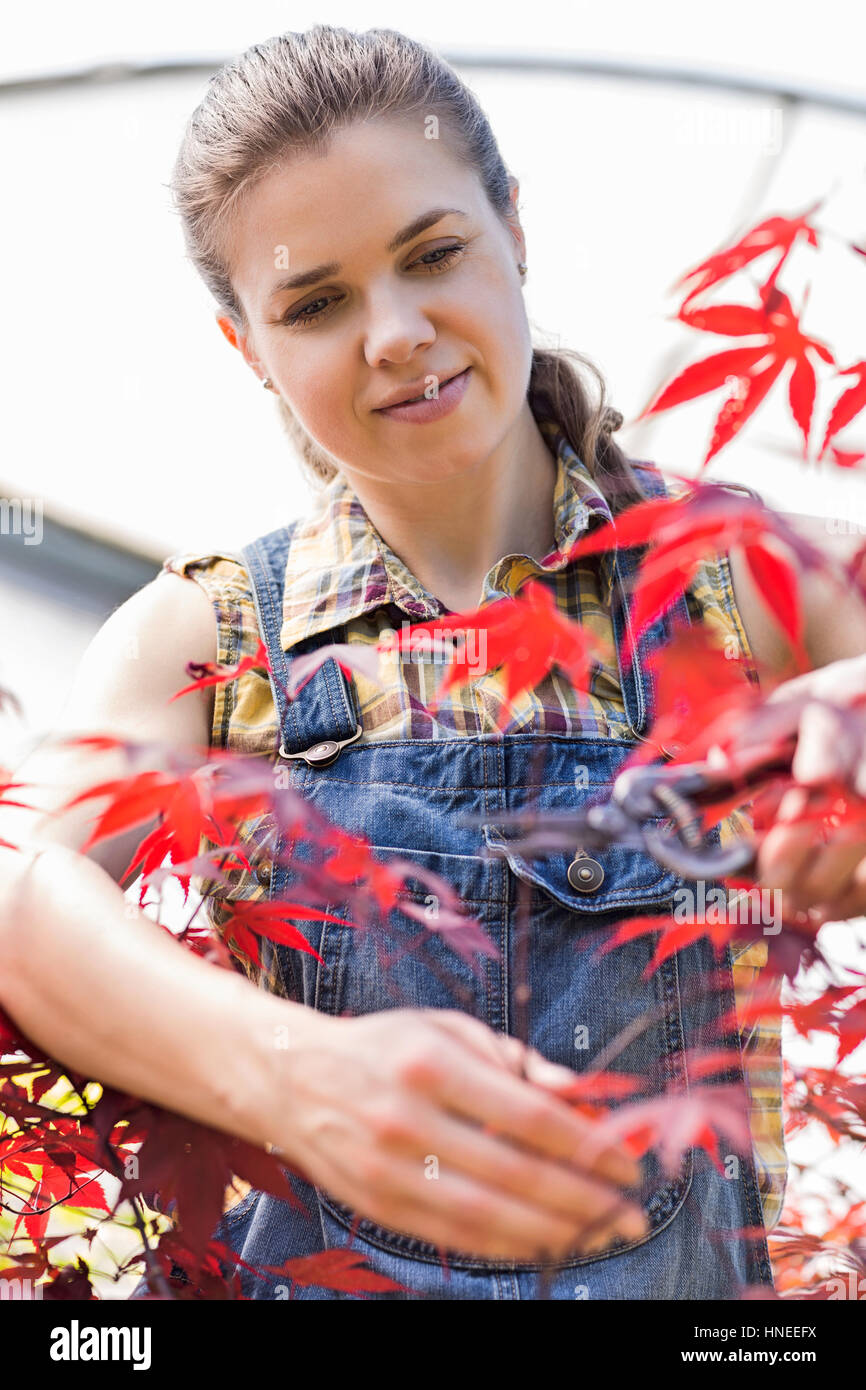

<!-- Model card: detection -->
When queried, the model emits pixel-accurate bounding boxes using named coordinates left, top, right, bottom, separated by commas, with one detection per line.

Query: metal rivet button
left=255, top=858, right=273, bottom=886
left=567, top=856, right=605, bottom=892
left=306, top=740, right=338, bottom=763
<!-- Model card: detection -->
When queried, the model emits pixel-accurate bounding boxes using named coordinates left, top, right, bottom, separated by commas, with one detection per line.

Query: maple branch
left=127, top=1193, right=174, bottom=1301
left=1, top=1173, right=103, bottom=1218
left=177, top=891, right=210, bottom=943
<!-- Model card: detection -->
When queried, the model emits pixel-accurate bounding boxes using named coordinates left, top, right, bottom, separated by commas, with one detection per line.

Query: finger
left=427, top=1012, right=586, bottom=1095
left=410, top=1033, right=643, bottom=1188
left=425, top=1015, right=642, bottom=1188
left=804, top=856, right=866, bottom=924
left=423, top=1018, right=642, bottom=1187
left=424, top=1010, right=538, bottom=1077
left=755, top=815, right=821, bottom=895
left=322, top=1135, right=644, bottom=1261
left=777, top=784, right=811, bottom=823
left=377, top=1095, right=643, bottom=1231
left=764, top=656, right=866, bottom=708
left=791, top=702, right=859, bottom=785
left=780, top=843, right=866, bottom=915
left=517, top=1050, right=647, bottom=1184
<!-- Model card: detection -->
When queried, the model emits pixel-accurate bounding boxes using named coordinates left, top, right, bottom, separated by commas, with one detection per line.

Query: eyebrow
left=266, top=207, right=468, bottom=299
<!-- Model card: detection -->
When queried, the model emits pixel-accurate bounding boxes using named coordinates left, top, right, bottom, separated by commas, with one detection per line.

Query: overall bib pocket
left=295, top=842, right=505, bottom=1022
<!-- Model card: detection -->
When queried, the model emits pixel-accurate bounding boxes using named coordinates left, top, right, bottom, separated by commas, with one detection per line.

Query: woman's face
left=221, top=115, right=532, bottom=489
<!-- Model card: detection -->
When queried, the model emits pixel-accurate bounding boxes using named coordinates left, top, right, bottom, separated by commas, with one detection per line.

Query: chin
left=408, top=443, right=491, bottom=484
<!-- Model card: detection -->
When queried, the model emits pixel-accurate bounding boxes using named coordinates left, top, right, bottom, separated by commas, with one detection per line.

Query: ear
left=216, top=313, right=269, bottom=383
left=504, top=175, right=527, bottom=264
left=215, top=313, right=241, bottom=352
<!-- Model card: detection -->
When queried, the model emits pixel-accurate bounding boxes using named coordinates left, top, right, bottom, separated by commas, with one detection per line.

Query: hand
left=269, top=1007, right=648, bottom=1262
left=741, top=653, right=866, bottom=922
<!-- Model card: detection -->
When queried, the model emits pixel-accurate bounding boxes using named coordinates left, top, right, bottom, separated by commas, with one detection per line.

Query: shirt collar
left=279, top=416, right=617, bottom=652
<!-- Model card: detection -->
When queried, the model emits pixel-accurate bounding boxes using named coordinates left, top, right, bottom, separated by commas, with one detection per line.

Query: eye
left=281, top=294, right=338, bottom=328
left=279, top=242, right=467, bottom=328
left=409, top=242, right=467, bottom=272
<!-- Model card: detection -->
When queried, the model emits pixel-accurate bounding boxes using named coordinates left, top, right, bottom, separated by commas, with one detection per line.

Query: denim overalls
left=152, top=463, right=775, bottom=1301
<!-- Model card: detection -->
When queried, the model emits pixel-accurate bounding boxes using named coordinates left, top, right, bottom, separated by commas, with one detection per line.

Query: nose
left=362, top=284, right=436, bottom=368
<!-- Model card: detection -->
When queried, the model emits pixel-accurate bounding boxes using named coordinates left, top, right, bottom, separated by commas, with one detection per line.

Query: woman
left=2, top=26, right=865, bottom=1302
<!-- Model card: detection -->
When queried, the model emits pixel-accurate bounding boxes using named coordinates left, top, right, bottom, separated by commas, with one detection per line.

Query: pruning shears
left=466, top=736, right=799, bottom=882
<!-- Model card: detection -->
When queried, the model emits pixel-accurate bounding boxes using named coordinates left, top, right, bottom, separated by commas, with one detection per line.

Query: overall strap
left=239, top=526, right=362, bottom=767
left=612, top=463, right=692, bottom=738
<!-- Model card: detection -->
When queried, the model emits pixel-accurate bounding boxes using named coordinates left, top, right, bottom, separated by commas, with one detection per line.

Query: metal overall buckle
left=278, top=724, right=363, bottom=768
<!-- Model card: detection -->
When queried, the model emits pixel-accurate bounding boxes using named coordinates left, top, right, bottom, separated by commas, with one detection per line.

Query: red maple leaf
left=205, top=1238, right=417, bottom=1299
left=5, top=1155, right=111, bottom=1244
left=636, top=619, right=763, bottom=765
left=672, top=203, right=822, bottom=307
left=565, top=483, right=826, bottom=668
left=218, top=898, right=341, bottom=970
left=392, top=579, right=608, bottom=730
left=597, top=911, right=743, bottom=977
left=786, top=986, right=866, bottom=1064
left=819, top=360, right=866, bottom=461
left=112, top=1104, right=308, bottom=1258
left=784, top=1065, right=866, bottom=1147
left=595, top=1083, right=753, bottom=1176
left=321, top=825, right=408, bottom=913
left=830, top=447, right=866, bottom=469
left=169, top=637, right=270, bottom=701
left=263, top=1248, right=416, bottom=1295
left=55, top=747, right=280, bottom=904
left=639, top=283, right=834, bottom=466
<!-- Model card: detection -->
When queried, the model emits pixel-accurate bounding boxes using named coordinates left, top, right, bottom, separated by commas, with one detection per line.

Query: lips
left=376, top=369, right=465, bottom=411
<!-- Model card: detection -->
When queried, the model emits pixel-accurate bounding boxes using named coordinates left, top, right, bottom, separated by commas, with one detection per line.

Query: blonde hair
left=171, top=24, right=643, bottom=508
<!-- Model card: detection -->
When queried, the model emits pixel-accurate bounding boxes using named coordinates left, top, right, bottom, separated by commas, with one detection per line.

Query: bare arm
left=727, top=510, right=866, bottom=676
left=0, top=570, right=322, bottom=1148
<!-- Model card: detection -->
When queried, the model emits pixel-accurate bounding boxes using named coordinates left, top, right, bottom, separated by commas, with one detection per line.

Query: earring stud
left=518, top=261, right=527, bottom=276
left=262, top=377, right=274, bottom=390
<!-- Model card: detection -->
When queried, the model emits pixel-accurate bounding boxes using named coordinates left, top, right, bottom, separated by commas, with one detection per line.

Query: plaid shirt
left=163, top=416, right=786, bottom=1229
